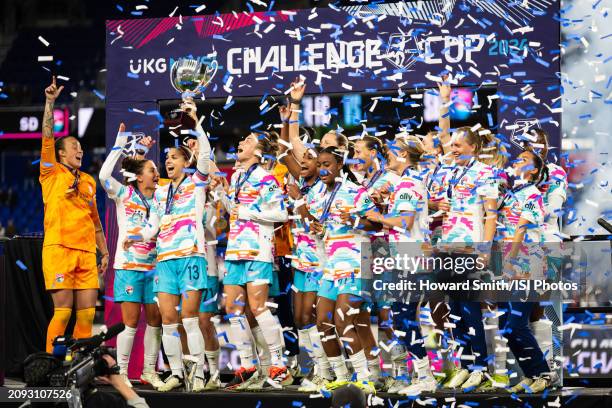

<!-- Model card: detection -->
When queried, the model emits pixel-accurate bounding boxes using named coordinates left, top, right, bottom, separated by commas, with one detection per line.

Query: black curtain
left=3, top=238, right=53, bottom=376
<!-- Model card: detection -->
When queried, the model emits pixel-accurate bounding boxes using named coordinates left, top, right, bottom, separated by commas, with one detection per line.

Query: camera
left=23, top=323, right=125, bottom=408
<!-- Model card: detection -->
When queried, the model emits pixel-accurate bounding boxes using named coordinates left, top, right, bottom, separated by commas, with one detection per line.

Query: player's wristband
left=294, top=198, right=305, bottom=209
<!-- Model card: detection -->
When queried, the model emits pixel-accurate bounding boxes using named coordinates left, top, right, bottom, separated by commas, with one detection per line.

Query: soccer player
left=438, top=127, right=499, bottom=390
left=220, top=131, right=290, bottom=389
left=497, top=150, right=554, bottom=393
left=41, top=77, right=109, bottom=354
left=99, top=126, right=163, bottom=388
left=124, top=100, right=212, bottom=392
left=311, top=146, right=381, bottom=394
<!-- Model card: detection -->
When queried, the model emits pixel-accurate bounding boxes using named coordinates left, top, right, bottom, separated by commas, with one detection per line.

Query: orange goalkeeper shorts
left=42, top=245, right=99, bottom=290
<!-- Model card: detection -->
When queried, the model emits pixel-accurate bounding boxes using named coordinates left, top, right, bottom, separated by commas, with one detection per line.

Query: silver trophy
left=169, top=57, right=218, bottom=127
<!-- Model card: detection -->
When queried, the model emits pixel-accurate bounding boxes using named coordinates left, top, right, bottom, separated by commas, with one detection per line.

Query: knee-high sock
left=73, top=307, right=95, bottom=339
left=117, top=325, right=137, bottom=375
left=307, top=325, right=333, bottom=380
left=229, top=316, right=256, bottom=369
left=530, top=320, right=553, bottom=371
left=252, top=325, right=272, bottom=372
left=143, top=325, right=162, bottom=373
left=298, top=328, right=315, bottom=364
left=255, top=310, right=285, bottom=367
left=182, top=317, right=205, bottom=378
left=46, top=307, right=72, bottom=353
left=484, top=314, right=508, bottom=374
left=162, top=323, right=183, bottom=378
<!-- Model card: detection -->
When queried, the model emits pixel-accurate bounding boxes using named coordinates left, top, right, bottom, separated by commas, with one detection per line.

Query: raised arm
left=287, top=78, right=307, bottom=162
left=99, top=123, right=127, bottom=198
left=437, top=78, right=451, bottom=154
left=40, top=77, right=64, bottom=178
left=278, top=105, right=302, bottom=179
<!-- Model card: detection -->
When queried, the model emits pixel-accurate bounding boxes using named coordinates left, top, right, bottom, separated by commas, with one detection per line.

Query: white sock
left=182, top=317, right=205, bottom=379
left=349, top=350, right=371, bottom=381
left=298, top=328, right=315, bottom=364
left=392, top=350, right=408, bottom=377
left=229, top=316, right=255, bottom=369
left=162, top=323, right=183, bottom=378
left=205, top=349, right=220, bottom=376
left=328, top=355, right=351, bottom=382
left=414, top=356, right=433, bottom=380
left=530, top=320, right=553, bottom=371
left=367, top=357, right=381, bottom=379
left=255, top=310, right=285, bottom=367
left=251, top=325, right=272, bottom=372
left=117, top=325, right=137, bottom=375
left=307, top=326, right=333, bottom=380
left=484, top=314, right=507, bottom=374
left=143, top=325, right=161, bottom=373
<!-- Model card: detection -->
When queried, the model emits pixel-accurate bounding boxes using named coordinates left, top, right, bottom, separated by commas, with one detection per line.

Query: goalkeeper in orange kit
left=40, top=77, right=109, bottom=353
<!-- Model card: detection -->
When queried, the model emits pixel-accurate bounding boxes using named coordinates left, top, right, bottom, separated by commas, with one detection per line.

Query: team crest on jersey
left=125, top=285, right=134, bottom=295
left=154, top=276, right=159, bottom=285
left=55, top=273, right=64, bottom=283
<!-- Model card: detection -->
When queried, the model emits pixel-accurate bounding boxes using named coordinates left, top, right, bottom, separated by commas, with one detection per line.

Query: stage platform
left=101, top=384, right=612, bottom=408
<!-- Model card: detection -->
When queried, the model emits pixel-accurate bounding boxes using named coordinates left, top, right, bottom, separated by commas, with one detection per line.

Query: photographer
left=86, top=354, right=149, bottom=408
left=24, top=352, right=148, bottom=408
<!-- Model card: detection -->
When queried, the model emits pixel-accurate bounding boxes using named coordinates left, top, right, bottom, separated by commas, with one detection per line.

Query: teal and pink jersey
left=144, top=172, right=209, bottom=262
left=224, top=164, right=288, bottom=263
left=498, top=182, right=545, bottom=278
left=441, top=159, right=499, bottom=244
left=316, top=179, right=376, bottom=280
left=290, top=177, right=326, bottom=274
left=99, top=143, right=157, bottom=271
left=387, top=169, right=429, bottom=244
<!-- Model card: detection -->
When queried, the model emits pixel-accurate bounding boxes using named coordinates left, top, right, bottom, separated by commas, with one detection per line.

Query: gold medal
left=214, top=217, right=228, bottom=230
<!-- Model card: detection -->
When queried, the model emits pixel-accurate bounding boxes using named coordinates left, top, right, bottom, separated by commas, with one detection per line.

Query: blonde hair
left=479, top=131, right=508, bottom=169
left=388, top=135, right=425, bottom=168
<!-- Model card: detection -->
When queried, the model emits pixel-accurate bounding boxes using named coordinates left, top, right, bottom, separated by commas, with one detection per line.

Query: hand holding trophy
left=168, top=56, right=218, bottom=129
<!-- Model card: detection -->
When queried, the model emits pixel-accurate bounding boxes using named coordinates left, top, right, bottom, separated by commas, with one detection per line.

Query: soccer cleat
left=204, top=372, right=221, bottom=390
left=386, top=378, right=411, bottom=394
left=528, top=374, right=553, bottom=393
left=140, top=370, right=164, bottom=388
left=119, top=373, right=133, bottom=388
left=244, top=371, right=267, bottom=391
left=261, top=366, right=293, bottom=390
left=351, top=380, right=376, bottom=394
left=424, top=332, right=439, bottom=350
left=476, top=373, right=510, bottom=392
left=461, top=371, right=485, bottom=391
left=297, top=374, right=330, bottom=393
left=398, top=377, right=437, bottom=396
left=192, top=376, right=206, bottom=392
left=324, top=379, right=350, bottom=391
left=225, top=366, right=258, bottom=390
left=442, top=368, right=469, bottom=389
left=183, top=356, right=198, bottom=392
left=157, top=375, right=184, bottom=392
left=508, top=377, right=534, bottom=393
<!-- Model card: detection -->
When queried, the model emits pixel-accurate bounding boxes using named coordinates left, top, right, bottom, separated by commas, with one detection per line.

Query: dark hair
left=524, top=150, right=545, bottom=183
left=526, top=128, right=549, bottom=161
left=318, top=146, right=359, bottom=184
left=121, top=157, right=149, bottom=187
left=359, top=135, right=384, bottom=154
left=54, top=136, right=78, bottom=161
left=168, top=145, right=195, bottom=167
left=253, top=131, right=279, bottom=158
left=331, top=384, right=367, bottom=408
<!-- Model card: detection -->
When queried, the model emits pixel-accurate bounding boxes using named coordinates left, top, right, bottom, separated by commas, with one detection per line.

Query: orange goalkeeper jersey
left=39, top=136, right=100, bottom=253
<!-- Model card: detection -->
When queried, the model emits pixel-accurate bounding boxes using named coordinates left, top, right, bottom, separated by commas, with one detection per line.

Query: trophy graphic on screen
left=168, top=56, right=218, bottom=128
